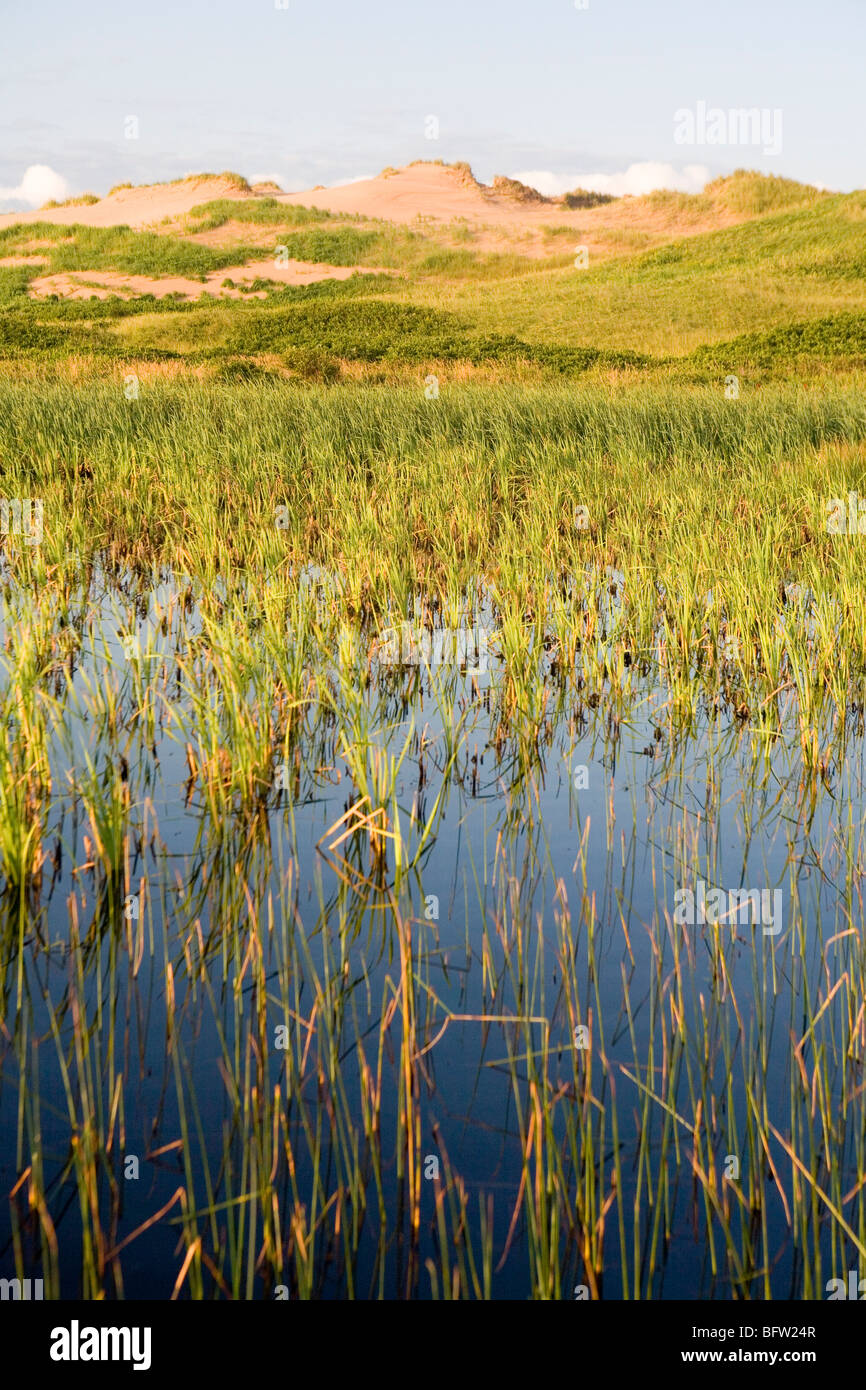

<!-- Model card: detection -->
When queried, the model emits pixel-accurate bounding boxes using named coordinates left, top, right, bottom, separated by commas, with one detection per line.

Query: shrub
left=562, top=189, right=617, bottom=209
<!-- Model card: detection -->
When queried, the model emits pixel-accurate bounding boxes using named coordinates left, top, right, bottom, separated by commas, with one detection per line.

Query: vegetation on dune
left=0, top=220, right=269, bottom=280
left=0, top=213, right=541, bottom=297
left=40, top=192, right=100, bottom=209
left=3, top=267, right=866, bottom=386
left=690, top=311, right=866, bottom=370
left=562, top=188, right=617, bottom=209
left=183, top=197, right=337, bottom=233
left=488, top=175, right=550, bottom=203
left=0, top=266, right=34, bottom=306
left=214, top=300, right=648, bottom=369
left=420, top=192, right=866, bottom=353
left=1, top=173, right=862, bottom=367
left=628, top=191, right=866, bottom=280
left=259, top=228, right=381, bottom=266
left=402, top=157, right=477, bottom=182
left=0, top=288, right=652, bottom=373
left=632, top=170, right=826, bottom=226
left=704, top=168, right=828, bottom=215
left=107, top=170, right=252, bottom=195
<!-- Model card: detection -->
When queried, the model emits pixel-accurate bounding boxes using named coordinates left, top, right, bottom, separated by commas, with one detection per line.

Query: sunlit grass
left=1, top=376, right=866, bottom=1299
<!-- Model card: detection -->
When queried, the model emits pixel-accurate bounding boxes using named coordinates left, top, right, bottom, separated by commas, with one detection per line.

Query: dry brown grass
left=487, top=175, right=551, bottom=204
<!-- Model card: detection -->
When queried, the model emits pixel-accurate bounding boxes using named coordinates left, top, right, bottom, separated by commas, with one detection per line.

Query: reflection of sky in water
left=0, top=571, right=862, bottom=1299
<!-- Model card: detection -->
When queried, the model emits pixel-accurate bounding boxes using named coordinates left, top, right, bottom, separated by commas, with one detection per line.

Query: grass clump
left=562, top=188, right=617, bottom=209
left=261, top=228, right=380, bottom=266
left=41, top=193, right=100, bottom=209
left=489, top=175, right=550, bottom=203
left=0, top=221, right=267, bottom=280
left=689, top=311, right=866, bottom=370
left=184, top=197, right=335, bottom=234
left=706, top=169, right=827, bottom=215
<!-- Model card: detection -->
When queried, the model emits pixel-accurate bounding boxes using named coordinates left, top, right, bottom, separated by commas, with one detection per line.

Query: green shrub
left=562, top=189, right=617, bottom=209
left=185, top=198, right=335, bottom=233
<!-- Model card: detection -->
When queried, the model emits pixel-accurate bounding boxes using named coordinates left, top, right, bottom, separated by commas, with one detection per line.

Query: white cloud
left=329, top=174, right=375, bottom=187
left=511, top=162, right=711, bottom=198
left=0, top=164, right=71, bottom=211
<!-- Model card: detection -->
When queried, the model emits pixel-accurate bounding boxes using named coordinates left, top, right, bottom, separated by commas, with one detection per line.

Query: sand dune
left=0, top=175, right=254, bottom=233
left=275, top=163, right=574, bottom=228
left=0, top=164, right=553, bottom=236
left=274, top=162, right=746, bottom=245
left=0, top=164, right=748, bottom=250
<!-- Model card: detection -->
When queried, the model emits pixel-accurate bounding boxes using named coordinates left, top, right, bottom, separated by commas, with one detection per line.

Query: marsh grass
left=1, top=378, right=866, bottom=1298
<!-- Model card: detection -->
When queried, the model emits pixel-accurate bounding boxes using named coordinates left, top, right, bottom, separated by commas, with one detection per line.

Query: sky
left=1, top=0, right=863, bottom=209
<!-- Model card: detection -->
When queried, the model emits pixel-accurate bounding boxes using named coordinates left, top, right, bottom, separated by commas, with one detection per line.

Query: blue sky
left=1, top=0, right=863, bottom=208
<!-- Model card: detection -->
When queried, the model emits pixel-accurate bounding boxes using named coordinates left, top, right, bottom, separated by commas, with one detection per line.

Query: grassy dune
left=418, top=193, right=866, bottom=352
left=2, top=181, right=865, bottom=375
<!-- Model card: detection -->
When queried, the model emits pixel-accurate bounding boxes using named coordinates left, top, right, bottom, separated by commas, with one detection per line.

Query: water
left=1, top=567, right=863, bottom=1299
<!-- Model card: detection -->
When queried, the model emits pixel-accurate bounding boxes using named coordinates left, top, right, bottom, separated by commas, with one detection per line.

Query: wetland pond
left=2, top=563, right=863, bottom=1300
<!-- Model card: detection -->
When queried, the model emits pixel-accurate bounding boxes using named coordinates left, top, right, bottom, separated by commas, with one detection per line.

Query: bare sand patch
left=183, top=221, right=308, bottom=250
left=0, top=254, right=48, bottom=267
left=226, top=261, right=393, bottom=288
left=16, top=238, right=63, bottom=251
left=27, top=260, right=395, bottom=301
